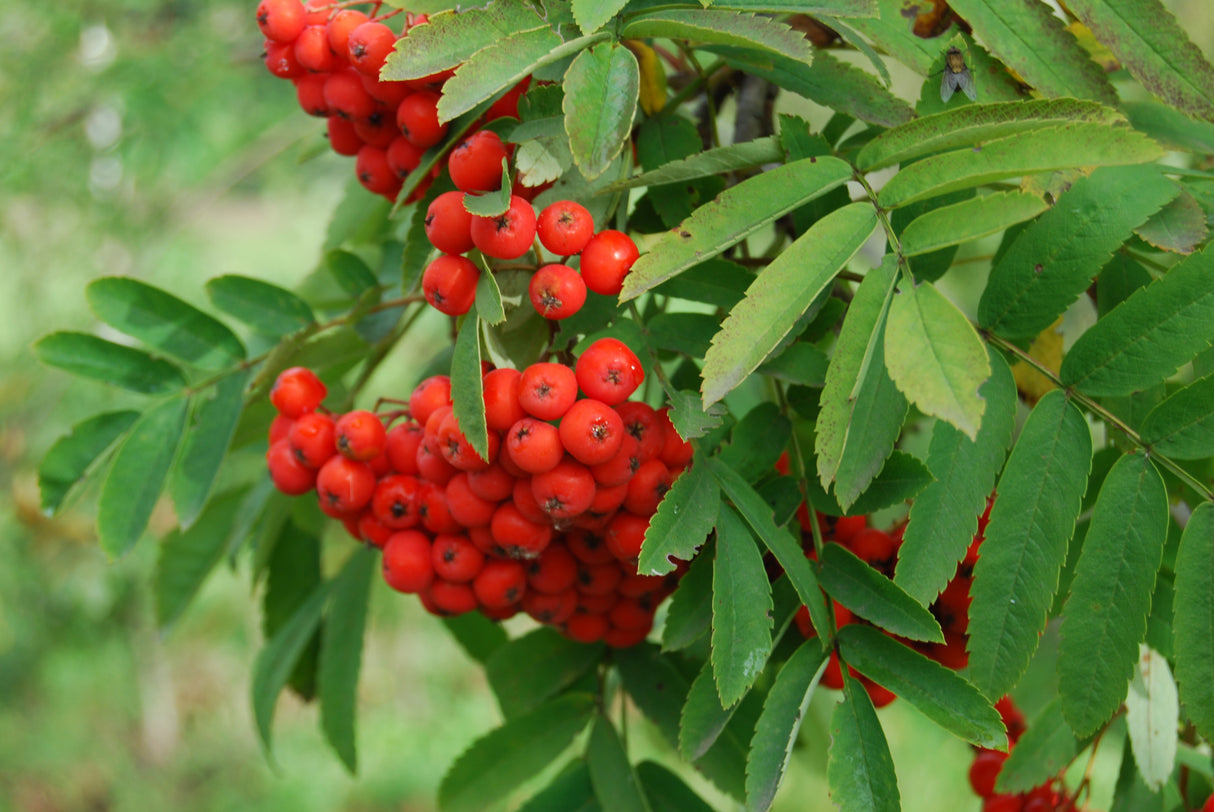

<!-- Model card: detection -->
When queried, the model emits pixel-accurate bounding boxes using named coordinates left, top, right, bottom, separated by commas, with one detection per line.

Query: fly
left=940, top=46, right=977, bottom=102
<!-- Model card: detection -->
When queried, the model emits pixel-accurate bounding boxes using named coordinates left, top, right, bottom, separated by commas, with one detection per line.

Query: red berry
left=382, top=530, right=434, bottom=593
left=473, top=558, right=527, bottom=609
left=579, top=230, right=638, bottom=296
left=427, top=579, right=479, bottom=616
left=325, top=9, right=368, bottom=56
left=445, top=473, right=498, bottom=527
left=409, top=375, right=451, bottom=424
left=536, top=200, right=594, bottom=256
left=294, top=73, right=329, bottom=116
left=605, top=512, right=650, bottom=564
left=981, top=794, right=1022, bottom=812
left=432, top=534, right=486, bottom=583
left=371, top=473, right=422, bottom=529
left=559, top=398, right=625, bottom=466
left=529, top=263, right=587, bottom=320
left=526, top=544, right=579, bottom=594
left=257, top=0, right=306, bottom=43
left=294, top=24, right=337, bottom=72
left=347, top=21, right=397, bottom=76
left=470, top=195, right=537, bottom=260
left=489, top=501, right=553, bottom=559
left=316, top=455, right=377, bottom=513
left=437, top=411, right=497, bottom=471
left=424, top=191, right=475, bottom=255
left=968, top=749, right=1008, bottom=798
left=657, top=407, right=693, bottom=469
left=482, top=368, right=527, bottom=433
left=334, top=410, right=387, bottom=461
left=271, top=366, right=327, bottom=417
left=590, top=433, right=641, bottom=487
left=531, top=459, right=597, bottom=520
left=518, top=362, right=578, bottom=421
left=447, top=130, right=509, bottom=193
left=267, top=439, right=318, bottom=495
left=575, top=338, right=644, bottom=405
left=564, top=610, right=608, bottom=643
left=524, top=589, right=577, bottom=625
left=356, top=145, right=400, bottom=198
left=466, top=462, right=516, bottom=503
left=397, top=91, right=447, bottom=149
left=422, top=254, right=480, bottom=316
left=385, top=422, right=423, bottom=474
left=327, top=116, right=363, bottom=156
left=354, top=112, right=397, bottom=150
left=269, top=414, right=295, bottom=445
left=623, top=458, right=673, bottom=516
left=265, top=41, right=304, bottom=79
left=386, top=135, right=423, bottom=179
left=288, top=411, right=336, bottom=468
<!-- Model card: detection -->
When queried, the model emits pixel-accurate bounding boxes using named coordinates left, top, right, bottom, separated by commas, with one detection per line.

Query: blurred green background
left=2, top=2, right=1211, bottom=811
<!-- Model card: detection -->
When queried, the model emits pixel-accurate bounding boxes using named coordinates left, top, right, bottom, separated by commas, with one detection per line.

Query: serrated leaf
left=438, top=694, right=596, bottom=812
left=805, top=451, right=934, bottom=518
left=994, top=698, right=1080, bottom=793
left=709, top=47, right=912, bottom=128
left=639, top=455, right=719, bottom=576
left=451, top=313, right=488, bottom=462
left=711, top=504, right=774, bottom=708
left=442, top=612, right=508, bottom=665
left=681, top=664, right=740, bottom=762
left=1139, top=372, right=1214, bottom=459
left=895, top=349, right=1015, bottom=605
left=463, top=171, right=512, bottom=218
left=608, top=137, right=784, bottom=191
left=945, top=0, right=1116, bottom=105
left=382, top=1, right=548, bottom=82
left=621, top=156, right=854, bottom=300
left=744, top=640, right=827, bottom=812
left=1058, top=453, right=1168, bottom=737
left=34, top=331, right=187, bottom=394
left=437, top=27, right=567, bottom=122
left=475, top=267, right=506, bottom=325
left=858, top=99, right=1124, bottom=172
left=819, top=544, right=944, bottom=643
left=702, top=203, right=877, bottom=407
left=834, top=0, right=944, bottom=75
left=573, top=0, right=627, bottom=34
left=716, top=403, right=791, bottom=484
left=1135, top=190, right=1209, bottom=255
left=827, top=675, right=900, bottom=812
left=205, top=275, right=315, bottom=337
left=838, top=625, right=1006, bottom=748
left=262, top=519, right=322, bottom=702
left=979, top=165, right=1179, bottom=340
left=666, top=390, right=726, bottom=441
left=1066, top=0, right=1214, bottom=120
left=319, top=546, right=376, bottom=774
left=1060, top=243, right=1214, bottom=396
left=87, top=277, right=245, bottom=370
left=97, top=396, right=189, bottom=558
left=968, top=390, right=1091, bottom=701
left=710, top=458, right=832, bottom=645
left=1173, top=502, right=1214, bottom=742
left=1124, top=645, right=1179, bottom=792
left=636, top=762, right=714, bottom=812
left=588, top=714, right=651, bottom=812
left=564, top=43, right=639, bottom=181
left=170, top=371, right=247, bottom=529
left=38, top=410, right=139, bottom=514
left=486, top=628, right=603, bottom=718
left=877, top=123, right=1163, bottom=209
left=155, top=489, right=244, bottom=631
left=661, top=545, right=714, bottom=651
left=622, top=10, right=810, bottom=64
left=900, top=191, right=1048, bottom=256
left=815, top=259, right=908, bottom=511
left=886, top=279, right=990, bottom=440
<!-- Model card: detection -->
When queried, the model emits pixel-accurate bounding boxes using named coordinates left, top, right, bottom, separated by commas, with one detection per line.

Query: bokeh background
left=2, top=2, right=1211, bottom=810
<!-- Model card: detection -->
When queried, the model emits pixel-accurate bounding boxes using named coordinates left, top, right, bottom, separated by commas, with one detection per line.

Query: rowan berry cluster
left=968, top=696, right=1078, bottom=811
left=422, top=193, right=641, bottom=321
left=256, top=0, right=525, bottom=200
left=264, top=338, right=692, bottom=646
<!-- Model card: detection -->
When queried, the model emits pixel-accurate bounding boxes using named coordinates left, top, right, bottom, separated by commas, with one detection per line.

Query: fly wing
left=941, top=70, right=957, bottom=102
left=956, top=68, right=977, bottom=101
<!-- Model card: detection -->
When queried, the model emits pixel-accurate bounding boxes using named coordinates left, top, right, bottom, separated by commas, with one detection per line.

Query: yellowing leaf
left=625, top=40, right=667, bottom=115
left=1012, top=318, right=1063, bottom=405
left=1066, top=21, right=1119, bottom=72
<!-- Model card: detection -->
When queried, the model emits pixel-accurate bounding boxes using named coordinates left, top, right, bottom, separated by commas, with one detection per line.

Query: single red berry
left=325, top=8, right=368, bottom=56
left=447, top=130, right=509, bottom=193
left=526, top=544, right=579, bottom=594
left=848, top=527, right=899, bottom=569
left=489, top=501, right=553, bottom=559
left=590, top=433, right=641, bottom=487
left=473, top=558, right=527, bottom=609
left=301, top=1, right=329, bottom=26
left=465, top=462, right=515, bottom=503
left=271, top=366, right=327, bottom=417
left=523, top=588, right=577, bottom=625
left=566, top=528, right=615, bottom=565
left=334, top=410, right=387, bottom=461
left=603, top=623, right=650, bottom=648
left=980, top=794, right=1022, bottom=812
left=288, top=411, right=337, bottom=468
left=294, top=73, right=329, bottom=116
left=396, top=91, right=447, bottom=149
left=382, top=529, right=434, bottom=593
left=575, top=561, right=623, bottom=596
left=316, top=455, right=377, bottom=513
left=968, top=750, right=1009, bottom=798
left=623, top=458, right=673, bottom=516
left=424, top=191, right=475, bottom=255
left=531, top=459, right=596, bottom=520
left=269, top=414, right=295, bottom=445
left=470, top=195, right=537, bottom=260
left=608, top=598, right=654, bottom=631
left=485, top=76, right=530, bottom=121
left=482, top=368, right=527, bottom=433
left=657, top=407, right=693, bottom=468
left=354, top=510, right=393, bottom=548
left=294, top=24, right=337, bottom=73
left=327, top=116, right=363, bottom=156
left=265, top=41, right=304, bottom=79
left=371, top=473, right=422, bottom=529
left=437, top=410, right=497, bottom=471
left=578, top=590, right=618, bottom=614
left=510, top=476, right=549, bottom=524
left=354, top=112, right=397, bottom=150
left=575, top=338, right=644, bottom=406
left=414, top=482, right=460, bottom=535
left=386, top=135, right=423, bottom=179
left=409, top=375, right=451, bottom=424
left=445, top=473, right=498, bottom=527
left=587, top=481, right=628, bottom=519
left=431, top=534, right=486, bottom=583
left=536, top=200, right=595, bottom=257
left=267, top=439, right=318, bottom=495
left=564, top=610, right=609, bottom=643
left=347, top=21, right=397, bottom=77
left=384, top=422, right=423, bottom=475
left=427, top=579, right=479, bottom=616
left=579, top=230, right=638, bottom=296
left=257, top=0, right=306, bottom=43
left=529, top=263, right=587, bottom=320
left=422, top=254, right=480, bottom=316
left=355, top=145, right=400, bottom=198
left=518, top=362, right=578, bottom=421
left=605, top=512, right=650, bottom=563
left=559, top=398, right=625, bottom=466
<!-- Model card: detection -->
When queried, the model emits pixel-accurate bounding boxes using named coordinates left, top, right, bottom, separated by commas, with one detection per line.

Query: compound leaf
left=995, top=698, right=1080, bottom=793
left=206, top=274, right=315, bottom=337
left=900, top=191, right=1049, bottom=257
left=712, top=504, right=774, bottom=708
left=819, top=543, right=944, bottom=643
left=170, top=370, right=248, bottom=528
left=1139, top=371, right=1214, bottom=459
left=382, top=0, right=548, bottom=81
left=622, top=10, right=811, bottom=64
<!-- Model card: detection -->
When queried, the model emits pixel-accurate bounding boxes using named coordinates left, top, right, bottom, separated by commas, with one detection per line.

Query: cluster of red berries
left=256, top=0, right=525, bottom=201
left=421, top=193, right=641, bottom=321
left=968, top=697, right=1079, bottom=812
left=264, top=338, right=692, bottom=646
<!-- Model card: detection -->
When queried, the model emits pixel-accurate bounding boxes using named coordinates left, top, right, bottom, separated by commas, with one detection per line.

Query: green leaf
left=744, top=640, right=827, bottom=812
left=621, top=156, right=854, bottom=300
left=450, top=313, right=489, bottom=462
left=573, top=0, right=627, bottom=34
left=622, top=10, right=811, bottom=64
left=34, top=331, right=187, bottom=394
left=262, top=519, right=322, bottom=702
left=702, top=202, right=878, bottom=407
left=857, top=98, right=1125, bottom=172
left=838, top=625, right=1006, bottom=748
left=708, top=47, right=913, bottom=128
left=1111, top=739, right=1167, bottom=812
left=805, top=451, right=934, bottom=518
left=648, top=313, right=718, bottom=358
left=323, top=249, right=379, bottom=298
left=462, top=170, right=512, bottom=218
left=665, top=390, right=726, bottom=441
left=475, top=262, right=506, bottom=325
left=319, top=546, right=376, bottom=774
left=588, top=714, right=651, bottom=812
left=1139, top=372, right=1214, bottom=459
left=517, top=760, right=598, bottom=812
left=97, top=396, right=189, bottom=558
left=833, top=0, right=945, bottom=75
left=155, top=489, right=244, bottom=631
left=438, top=694, right=596, bottom=812
left=710, top=458, right=832, bottom=645
left=636, top=762, right=714, bottom=812
left=711, top=0, right=876, bottom=13
left=205, top=275, right=316, bottom=337
left=661, top=545, right=714, bottom=651
left=712, top=504, right=774, bottom=708
left=1124, top=645, right=1179, bottom=792
left=827, top=675, right=900, bottom=812
left=815, top=259, right=907, bottom=511
left=1060, top=243, right=1214, bottom=396
left=819, top=544, right=944, bottom=643
left=1058, top=453, right=1168, bottom=737
left=717, top=403, right=790, bottom=484
left=944, top=0, right=1117, bottom=105
left=900, top=191, right=1049, bottom=256
left=170, top=371, right=247, bottom=529
left=564, top=43, right=639, bottom=182
left=1066, top=0, right=1214, bottom=120
left=607, top=137, right=784, bottom=191
left=437, top=27, right=569, bottom=122
left=1136, top=190, right=1209, bottom=255
left=486, top=628, right=603, bottom=718
left=1124, top=100, right=1214, bottom=154
left=681, top=664, right=740, bottom=762
left=442, top=612, right=508, bottom=665
left=877, top=123, right=1164, bottom=209
left=757, top=342, right=829, bottom=388
left=382, top=0, right=548, bottom=81
left=38, top=410, right=139, bottom=514
left=1174, top=502, right=1214, bottom=742
left=978, top=165, right=1179, bottom=340
left=895, top=349, right=1014, bottom=605
left=968, top=390, right=1091, bottom=701
left=639, top=454, right=720, bottom=576
left=87, top=277, right=245, bottom=370
left=994, top=698, right=1080, bottom=794
left=885, top=279, right=991, bottom=440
